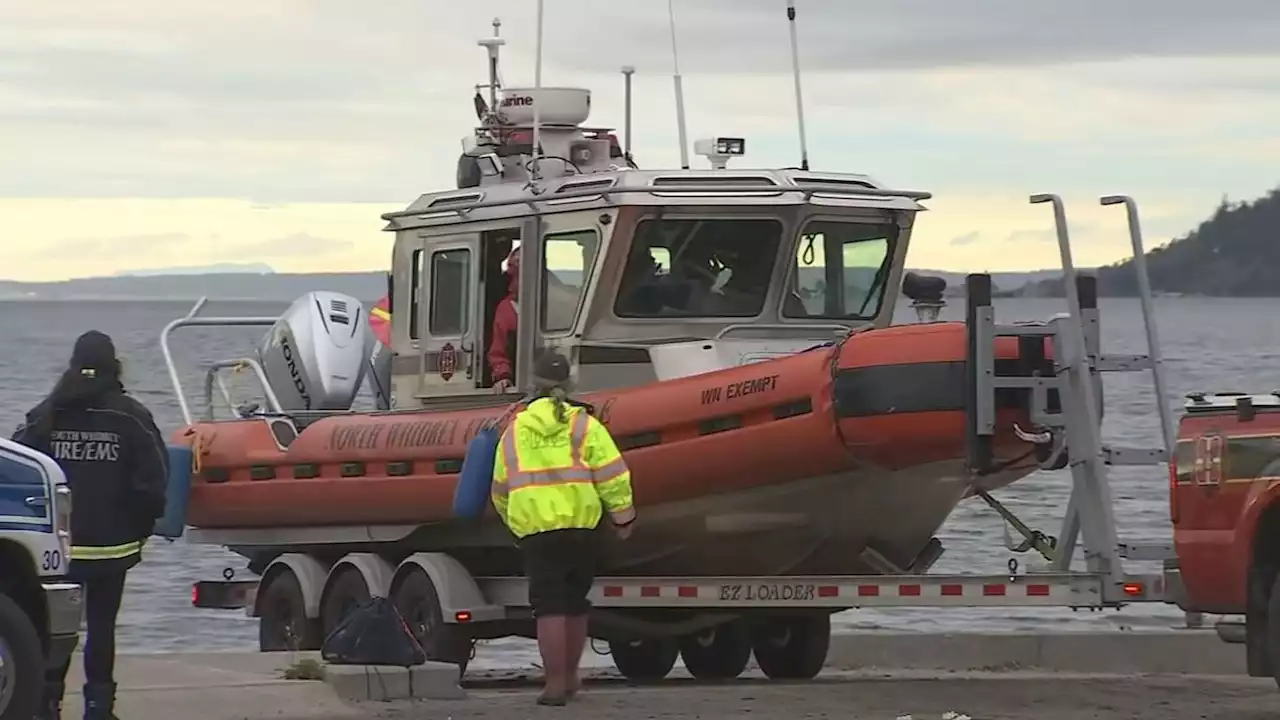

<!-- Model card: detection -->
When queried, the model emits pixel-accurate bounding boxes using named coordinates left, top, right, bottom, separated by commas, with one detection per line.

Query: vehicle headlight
left=54, top=484, right=72, bottom=555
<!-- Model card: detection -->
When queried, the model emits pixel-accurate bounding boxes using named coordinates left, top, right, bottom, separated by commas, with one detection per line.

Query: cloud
left=0, top=1, right=1277, bottom=279
left=532, top=0, right=1280, bottom=74
left=0, top=198, right=394, bottom=281
left=33, top=233, right=194, bottom=261
left=232, top=233, right=357, bottom=259
left=949, top=232, right=982, bottom=247
left=1005, top=229, right=1059, bottom=245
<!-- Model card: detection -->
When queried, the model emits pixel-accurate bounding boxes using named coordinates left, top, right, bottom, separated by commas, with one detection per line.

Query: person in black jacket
left=13, top=331, right=168, bottom=720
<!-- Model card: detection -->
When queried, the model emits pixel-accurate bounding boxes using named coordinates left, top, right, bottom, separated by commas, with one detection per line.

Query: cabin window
left=783, top=221, right=895, bottom=320
left=409, top=249, right=424, bottom=340
left=542, top=229, right=599, bottom=333
left=614, top=218, right=783, bottom=318
left=1223, top=436, right=1280, bottom=481
left=429, top=248, right=471, bottom=336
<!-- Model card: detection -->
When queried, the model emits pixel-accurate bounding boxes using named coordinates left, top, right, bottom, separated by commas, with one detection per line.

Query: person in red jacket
left=489, top=246, right=520, bottom=391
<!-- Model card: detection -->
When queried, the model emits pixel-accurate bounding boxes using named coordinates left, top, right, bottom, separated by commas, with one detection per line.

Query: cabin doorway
left=479, top=227, right=520, bottom=388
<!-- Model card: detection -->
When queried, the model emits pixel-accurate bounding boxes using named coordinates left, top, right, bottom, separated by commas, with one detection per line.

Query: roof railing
left=382, top=179, right=931, bottom=223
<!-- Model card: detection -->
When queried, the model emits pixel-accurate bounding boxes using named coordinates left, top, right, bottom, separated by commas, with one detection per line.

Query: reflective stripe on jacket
left=492, top=397, right=635, bottom=539
left=71, top=540, right=144, bottom=561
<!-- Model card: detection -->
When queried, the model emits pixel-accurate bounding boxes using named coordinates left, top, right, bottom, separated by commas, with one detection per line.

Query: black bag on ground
left=321, top=596, right=427, bottom=666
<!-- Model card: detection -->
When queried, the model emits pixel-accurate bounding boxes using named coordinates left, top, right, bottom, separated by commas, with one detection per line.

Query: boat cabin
left=379, top=87, right=931, bottom=410
left=155, top=26, right=944, bottom=426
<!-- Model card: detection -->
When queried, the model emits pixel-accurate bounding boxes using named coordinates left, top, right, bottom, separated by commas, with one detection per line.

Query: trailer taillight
left=192, top=579, right=258, bottom=610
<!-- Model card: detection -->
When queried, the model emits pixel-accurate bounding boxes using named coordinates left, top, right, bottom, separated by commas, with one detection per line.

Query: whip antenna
left=621, top=66, right=636, bottom=161
left=476, top=17, right=505, bottom=117
left=785, top=0, right=810, bottom=171
left=668, top=0, right=690, bottom=169
left=531, top=0, right=546, bottom=180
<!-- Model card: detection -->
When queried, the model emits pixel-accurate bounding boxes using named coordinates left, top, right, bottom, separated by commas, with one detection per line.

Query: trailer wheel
left=608, top=637, right=678, bottom=682
left=750, top=613, right=831, bottom=680
left=320, top=568, right=370, bottom=639
left=1267, top=572, right=1280, bottom=689
left=679, top=621, right=752, bottom=680
left=257, top=568, right=321, bottom=652
left=390, top=568, right=471, bottom=672
left=0, top=592, right=43, bottom=720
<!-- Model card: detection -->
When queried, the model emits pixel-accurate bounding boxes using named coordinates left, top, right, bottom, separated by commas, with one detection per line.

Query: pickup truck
left=1175, top=391, right=1280, bottom=689
left=0, top=437, right=82, bottom=720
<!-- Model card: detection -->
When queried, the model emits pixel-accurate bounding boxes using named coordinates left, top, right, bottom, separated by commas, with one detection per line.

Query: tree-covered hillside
left=1021, top=187, right=1280, bottom=297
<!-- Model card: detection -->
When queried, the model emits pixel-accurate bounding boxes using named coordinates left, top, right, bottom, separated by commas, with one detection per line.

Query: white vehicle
left=0, top=438, right=81, bottom=720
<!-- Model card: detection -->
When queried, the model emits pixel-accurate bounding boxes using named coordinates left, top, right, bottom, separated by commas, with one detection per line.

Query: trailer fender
left=396, top=552, right=504, bottom=623
left=257, top=553, right=328, bottom=619
left=327, top=552, right=395, bottom=601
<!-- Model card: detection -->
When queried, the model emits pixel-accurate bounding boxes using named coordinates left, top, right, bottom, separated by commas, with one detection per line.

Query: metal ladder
left=965, top=194, right=1180, bottom=606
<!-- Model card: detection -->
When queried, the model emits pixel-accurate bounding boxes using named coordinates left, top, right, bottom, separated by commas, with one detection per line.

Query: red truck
left=1175, top=392, right=1280, bottom=685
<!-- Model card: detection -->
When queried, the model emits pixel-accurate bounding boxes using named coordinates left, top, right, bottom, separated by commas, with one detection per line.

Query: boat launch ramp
left=65, top=632, right=1274, bottom=719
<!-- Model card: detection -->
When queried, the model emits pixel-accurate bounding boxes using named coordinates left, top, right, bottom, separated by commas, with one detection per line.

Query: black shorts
left=519, top=528, right=597, bottom=617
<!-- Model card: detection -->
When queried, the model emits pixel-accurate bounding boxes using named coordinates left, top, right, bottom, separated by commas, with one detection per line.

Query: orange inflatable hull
left=176, top=321, right=1045, bottom=576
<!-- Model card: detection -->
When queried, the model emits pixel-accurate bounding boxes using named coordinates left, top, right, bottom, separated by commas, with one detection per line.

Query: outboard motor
left=258, top=291, right=377, bottom=413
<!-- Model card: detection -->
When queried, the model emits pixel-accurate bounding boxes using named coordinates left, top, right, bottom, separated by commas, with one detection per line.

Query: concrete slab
left=61, top=651, right=358, bottom=720
left=324, top=662, right=465, bottom=701
left=354, top=672, right=1278, bottom=720
left=823, top=630, right=1245, bottom=675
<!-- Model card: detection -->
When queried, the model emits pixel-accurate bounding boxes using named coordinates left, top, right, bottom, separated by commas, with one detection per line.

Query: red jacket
left=488, top=295, right=517, bottom=382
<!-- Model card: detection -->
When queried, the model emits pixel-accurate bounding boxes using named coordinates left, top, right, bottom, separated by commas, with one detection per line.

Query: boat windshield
left=783, top=221, right=895, bottom=320
left=614, top=218, right=784, bottom=318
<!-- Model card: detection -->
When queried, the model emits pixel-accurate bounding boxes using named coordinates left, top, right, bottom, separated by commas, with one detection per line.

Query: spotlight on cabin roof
left=693, top=137, right=745, bottom=170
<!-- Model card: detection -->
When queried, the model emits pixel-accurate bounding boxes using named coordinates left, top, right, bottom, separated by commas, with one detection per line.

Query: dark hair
left=531, top=351, right=573, bottom=423
left=25, top=331, right=124, bottom=441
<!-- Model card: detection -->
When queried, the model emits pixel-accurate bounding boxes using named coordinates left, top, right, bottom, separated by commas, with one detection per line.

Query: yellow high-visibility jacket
left=491, top=398, right=636, bottom=539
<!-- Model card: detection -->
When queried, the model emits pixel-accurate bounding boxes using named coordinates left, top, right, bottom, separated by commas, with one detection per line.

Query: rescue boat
left=160, top=33, right=1056, bottom=580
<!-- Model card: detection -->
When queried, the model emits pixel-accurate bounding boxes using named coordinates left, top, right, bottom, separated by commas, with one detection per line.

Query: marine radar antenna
left=455, top=13, right=630, bottom=190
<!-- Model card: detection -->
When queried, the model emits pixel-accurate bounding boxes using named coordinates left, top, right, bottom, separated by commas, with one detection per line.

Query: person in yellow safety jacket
left=12, top=331, right=168, bottom=720
left=491, top=350, right=636, bottom=706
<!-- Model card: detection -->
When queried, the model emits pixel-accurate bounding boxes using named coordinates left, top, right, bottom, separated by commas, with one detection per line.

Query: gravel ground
left=357, top=672, right=1278, bottom=720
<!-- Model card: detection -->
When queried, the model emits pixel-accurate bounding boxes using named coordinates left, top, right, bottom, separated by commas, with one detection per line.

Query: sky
left=2, top=0, right=1278, bottom=282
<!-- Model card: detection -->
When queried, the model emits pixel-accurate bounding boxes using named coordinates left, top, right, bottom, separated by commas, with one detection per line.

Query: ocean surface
left=4, top=296, right=1274, bottom=663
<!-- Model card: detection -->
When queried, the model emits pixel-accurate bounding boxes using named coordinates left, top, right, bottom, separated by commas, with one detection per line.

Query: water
left=5, top=296, right=1275, bottom=660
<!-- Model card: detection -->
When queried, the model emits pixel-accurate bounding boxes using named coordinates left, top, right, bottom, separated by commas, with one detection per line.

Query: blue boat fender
left=154, top=444, right=194, bottom=540
left=453, top=427, right=501, bottom=519
left=453, top=403, right=523, bottom=520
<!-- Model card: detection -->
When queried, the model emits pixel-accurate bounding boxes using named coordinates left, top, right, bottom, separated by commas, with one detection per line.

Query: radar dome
left=498, top=87, right=591, bottom=126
